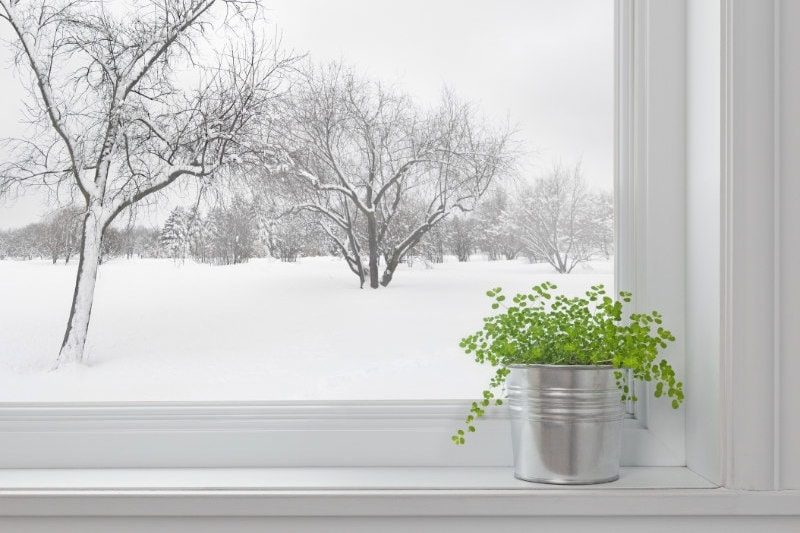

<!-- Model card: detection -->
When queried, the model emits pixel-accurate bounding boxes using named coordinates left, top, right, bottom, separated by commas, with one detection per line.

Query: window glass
left=0, top=0, right=613, bottom=401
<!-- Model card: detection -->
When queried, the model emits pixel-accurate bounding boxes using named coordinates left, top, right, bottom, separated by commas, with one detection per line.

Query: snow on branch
left=265, top=61, right=515, bottom=288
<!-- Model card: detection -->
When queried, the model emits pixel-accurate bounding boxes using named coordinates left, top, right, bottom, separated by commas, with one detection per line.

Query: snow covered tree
left=473, top=187, right=522, bottom=261
left=99, top=227, right=124, bottom=264
left=446, top=214, right=477, bottom=262
left=4, top=223, right=39, bottom=260
left=185, top=206, right=212, bottom=263
left=134, top=227, right=163, bottom=258
left=277, top=63, right=513, bottom=288
left=40, top=213, right=66, bottom=264
left=262, top=209, right=320, bottom=262
left=417, top=222, right=447, bottom=264
left=587, top=190, right=614, bottom=259
left=119, top=210, right=140, bottom=260
left=1, top=229, right=18, bottom=259
left=512, top=163, right=613, bottom=273
left=39, top=218, right=62, bottom=264
left=160, top=207, right=190, bottom=263
left=119, top=225, right=156, bottom=259
left=208, top=197, right=258, bottom=265
left=0, top=0, right=292, bottom=367
left=39, top=206, right=82, bottom=264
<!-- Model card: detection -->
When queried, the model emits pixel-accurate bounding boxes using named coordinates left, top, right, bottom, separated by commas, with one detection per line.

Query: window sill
left=1, top=466, right=797, bottom=518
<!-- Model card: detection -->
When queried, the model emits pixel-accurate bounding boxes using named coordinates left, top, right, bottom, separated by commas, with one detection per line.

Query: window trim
left=0, top=401, right=683, bottom=469
left=0, top=0, right=690, bottom=470
left=615, top=0, right=688, bottom=465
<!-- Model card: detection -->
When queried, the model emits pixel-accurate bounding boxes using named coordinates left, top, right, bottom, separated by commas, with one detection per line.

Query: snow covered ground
left=0, top=256, right=612, bottom=401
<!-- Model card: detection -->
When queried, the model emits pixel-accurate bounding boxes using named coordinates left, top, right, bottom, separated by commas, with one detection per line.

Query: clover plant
left=453, top=281, right=683, bottom=444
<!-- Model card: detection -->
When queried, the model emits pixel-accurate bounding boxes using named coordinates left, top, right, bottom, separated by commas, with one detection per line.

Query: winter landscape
left=0, top=0, right=613, bottom=401
left=0, top=256, right=612, bottom=401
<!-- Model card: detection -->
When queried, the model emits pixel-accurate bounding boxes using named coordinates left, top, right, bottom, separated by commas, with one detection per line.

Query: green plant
left=453, top=281, right=683, bottom=445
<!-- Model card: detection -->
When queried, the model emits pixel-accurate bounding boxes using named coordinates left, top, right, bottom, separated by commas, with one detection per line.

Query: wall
left=721, top=0, right=799, bottom=490
left=779, top=0, right=800, bottom=490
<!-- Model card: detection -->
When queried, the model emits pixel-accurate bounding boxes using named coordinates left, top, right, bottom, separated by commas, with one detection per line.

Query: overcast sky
left=0, top=0, right=613, bottom=230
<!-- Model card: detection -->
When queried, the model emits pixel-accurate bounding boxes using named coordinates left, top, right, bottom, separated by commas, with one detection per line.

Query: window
left=0, top=0, right=689, bottom=471
left=1, top=0, right=614, bottom=401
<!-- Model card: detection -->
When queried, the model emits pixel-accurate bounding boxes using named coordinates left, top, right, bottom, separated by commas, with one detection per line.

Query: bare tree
left=1, top=223, right=40, bottom=259
left=446, top=214, right=476, bottom=262
left=99, top=226, right=124, bottom=264
left=207, top=195, right=259, bottom=265
left=38, top=206, right=82, bottom=264
left=39, top=214, right=67, bottom=264
left=260, top=206, right=321, bottom=262
left=512, top=163, right=613, bottom=273
left=416, top=221, right=446, bottom=264
left=473, top=187, right=522, bottom=260
left=0, top=0, right=291, bottom=366
left=275, top=63, right=513, bottom=288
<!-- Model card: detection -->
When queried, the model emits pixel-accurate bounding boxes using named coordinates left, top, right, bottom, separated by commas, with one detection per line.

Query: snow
left=0, top=256, right=612, bottom=401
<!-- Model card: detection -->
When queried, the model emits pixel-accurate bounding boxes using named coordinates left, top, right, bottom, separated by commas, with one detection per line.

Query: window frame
left=0, top=0, right=689, bottom=471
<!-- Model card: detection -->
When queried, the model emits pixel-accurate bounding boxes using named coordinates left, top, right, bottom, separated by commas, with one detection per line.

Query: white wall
left=779, top=0, right=800, bottom=490
left=723, top=0, right=780, bottom=490
left=721, top=0, right=799, bottom=491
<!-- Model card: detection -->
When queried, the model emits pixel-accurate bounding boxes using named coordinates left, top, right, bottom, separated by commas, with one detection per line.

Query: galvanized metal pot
left=507, top=364, right=625, bottom=484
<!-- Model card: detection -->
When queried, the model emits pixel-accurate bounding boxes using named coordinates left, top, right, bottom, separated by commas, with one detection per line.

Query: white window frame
left=0, top=0, right=688, bottom=471
left=4, top=2, right=797, bottom=497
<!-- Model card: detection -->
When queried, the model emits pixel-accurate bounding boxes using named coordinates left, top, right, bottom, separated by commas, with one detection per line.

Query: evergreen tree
left=160, top=207, right=190, bottom=263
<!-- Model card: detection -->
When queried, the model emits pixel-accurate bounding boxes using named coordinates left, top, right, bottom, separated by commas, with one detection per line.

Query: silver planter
left=507, top=364, right=624, bottom=484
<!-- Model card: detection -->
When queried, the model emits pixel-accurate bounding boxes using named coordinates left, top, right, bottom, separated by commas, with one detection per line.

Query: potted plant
left=453, top=281, right=683, bottom=484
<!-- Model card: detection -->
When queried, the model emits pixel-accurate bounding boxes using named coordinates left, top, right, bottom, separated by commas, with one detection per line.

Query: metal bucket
left=507, top=364, right=624, bottom=484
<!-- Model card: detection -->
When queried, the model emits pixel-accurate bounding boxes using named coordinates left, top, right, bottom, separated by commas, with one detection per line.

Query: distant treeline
left=1, top=170, right=613, bottom=272
left=0, top=206, right=162, bottom=264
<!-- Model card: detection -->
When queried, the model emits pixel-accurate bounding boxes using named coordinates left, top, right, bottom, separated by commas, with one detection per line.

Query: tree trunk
left=64, top=239, right=72, bottom=264
left=380, top=256, right=399, bottom=287
left=367, top=212, right=380, bottom=289
left=55, top=212, right=103, bottom=368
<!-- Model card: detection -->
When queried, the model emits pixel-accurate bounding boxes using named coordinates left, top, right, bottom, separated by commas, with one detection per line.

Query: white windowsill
left=0, top=466, right=712, bottom=492
left=0, top=466, right=797, bottom=518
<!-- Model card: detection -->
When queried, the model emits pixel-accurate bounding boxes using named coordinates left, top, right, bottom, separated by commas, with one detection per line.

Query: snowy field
left=0, top=257, right=612, bottom=402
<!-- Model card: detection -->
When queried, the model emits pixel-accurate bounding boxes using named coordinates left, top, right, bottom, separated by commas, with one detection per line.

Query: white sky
left=0, top=0, right=613, bottom=230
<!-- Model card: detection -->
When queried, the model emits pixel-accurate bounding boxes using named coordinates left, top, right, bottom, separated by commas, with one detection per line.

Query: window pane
left=0, top=0, right=614, bottom=401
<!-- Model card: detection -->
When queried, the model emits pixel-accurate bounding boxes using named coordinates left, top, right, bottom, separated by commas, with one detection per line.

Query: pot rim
left=507, top=363, right=617, bottom=370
